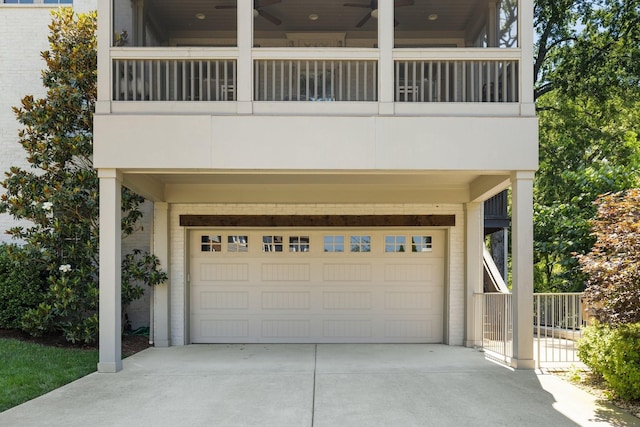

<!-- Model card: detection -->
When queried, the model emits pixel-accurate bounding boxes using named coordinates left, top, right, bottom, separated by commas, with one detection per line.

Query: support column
left=465, top=202, right=484, bottom=348
left=378, top=0, right=394, bottom=115
left=153, top=202, right=171, bottom=347
left=237, top=0, right=253, bottom=114
left=511, top=171, right=535, bottom=369
left=98, top=169, right=122, bottom=373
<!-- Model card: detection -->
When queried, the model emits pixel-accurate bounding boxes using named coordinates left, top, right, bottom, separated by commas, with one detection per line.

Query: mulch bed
left=0, top=329, right=150, bottom=358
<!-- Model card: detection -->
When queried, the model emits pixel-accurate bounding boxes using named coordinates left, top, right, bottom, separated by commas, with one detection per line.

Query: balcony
left=107, top=0, right=524, bottom=114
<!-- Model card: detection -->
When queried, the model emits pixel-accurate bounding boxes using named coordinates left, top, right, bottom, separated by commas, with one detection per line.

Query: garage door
left=190, top=229, right=445, bottom=343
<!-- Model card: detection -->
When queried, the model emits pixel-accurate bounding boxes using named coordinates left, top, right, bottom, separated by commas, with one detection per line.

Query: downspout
left=149, top=284, right=154, bottom=345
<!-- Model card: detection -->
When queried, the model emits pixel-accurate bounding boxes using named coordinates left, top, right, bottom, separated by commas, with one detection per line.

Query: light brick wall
left=168, top=203, right=465, bottom=346
left=0, top=6, right=53, bottom=243
left=0, top=2, right=153, bottom=330
left=0, top=3, right=97, bottom=243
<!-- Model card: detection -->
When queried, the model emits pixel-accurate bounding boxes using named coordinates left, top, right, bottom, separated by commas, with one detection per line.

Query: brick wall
left=168, top=203, right=465, bottom=346
left=0, top=2, right=153, bottom=329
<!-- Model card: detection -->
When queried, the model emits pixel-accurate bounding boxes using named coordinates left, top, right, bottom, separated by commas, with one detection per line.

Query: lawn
left=0, top=339, right=97, bottom=413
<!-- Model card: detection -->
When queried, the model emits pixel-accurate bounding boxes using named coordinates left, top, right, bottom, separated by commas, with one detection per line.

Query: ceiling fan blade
left=394, top=0, right=415, bottom=7
left=344, top=3, right=371, bottom=8
left=258, top=9, right=282, bottom=26
left=258, top=0, right=282, bottom=7
left=356, top=12, right=372, bottom=28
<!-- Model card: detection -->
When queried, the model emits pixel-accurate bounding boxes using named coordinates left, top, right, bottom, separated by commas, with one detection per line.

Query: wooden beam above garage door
left=180, top=215, right=455, bottom=227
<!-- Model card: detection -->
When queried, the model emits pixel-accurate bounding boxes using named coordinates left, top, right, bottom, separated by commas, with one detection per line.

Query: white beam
left=510, top=171, right=535, bottom=369
left=152, top=202, right=171, bottom=347
left=469, top=175, right=511, bottom=202
left=98, top=169, right=122, bottom=373
left=237, top=0, right=253, bottom=113
left=378, top=0, right=394, bottom=114
left=465, top=202, right=484, bottom=347
left=123, top=174, right=165, bottom=202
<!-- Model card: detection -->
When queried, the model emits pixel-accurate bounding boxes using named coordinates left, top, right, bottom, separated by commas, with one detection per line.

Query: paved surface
left=1, top=344, right=638, bottom=427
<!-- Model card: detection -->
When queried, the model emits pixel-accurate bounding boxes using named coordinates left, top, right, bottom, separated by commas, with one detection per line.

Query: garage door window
left=385, top=235, right=407, bottom=252
left=289, top=236, right=310, bottom=252
left=324, top=235, right=344, bottom=252
left=350, top=235, right=371, bottom=252
left=412, top=235, right=433, bottom=252
left=200, top=235, right=222, bottom=252
left=228, top=235, right=249, bottom=252
left=262, top=235, right=284, bottom=252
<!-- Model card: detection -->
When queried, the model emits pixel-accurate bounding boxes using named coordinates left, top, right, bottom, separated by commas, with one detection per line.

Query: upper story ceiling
left=144, top=0, right=495, bottom=34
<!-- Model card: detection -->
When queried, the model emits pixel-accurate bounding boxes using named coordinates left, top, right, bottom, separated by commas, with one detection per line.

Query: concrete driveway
left=1, top=344, right=638, bottom=427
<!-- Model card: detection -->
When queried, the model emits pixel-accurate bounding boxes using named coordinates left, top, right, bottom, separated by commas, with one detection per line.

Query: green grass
left=0, top=339, right=97, bottom=412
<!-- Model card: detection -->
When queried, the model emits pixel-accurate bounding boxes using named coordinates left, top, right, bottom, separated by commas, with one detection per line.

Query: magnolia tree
left=0, top=9, right=166, bottom=343
left=578, top=189, right=640, bottom=324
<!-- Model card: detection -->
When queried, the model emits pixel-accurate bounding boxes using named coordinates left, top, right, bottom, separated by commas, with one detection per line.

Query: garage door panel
left=190, top=229, right=446, bottom=343
left=323, top=263, right=372, bottom=281
left=261, top=291, right=311, bottom=310
left=322, top=292, right=373, bottom=310
left=198, top=291, right=250, bottom=310
left=261, top=263, right=311, bottom=281
left=262, top=320, right=311, bottom=338
left=199, top=263, right=249, bottom=281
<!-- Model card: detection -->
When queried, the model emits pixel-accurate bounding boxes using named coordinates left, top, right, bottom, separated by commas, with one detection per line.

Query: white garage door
left=189, top=229, right=445, bottom=343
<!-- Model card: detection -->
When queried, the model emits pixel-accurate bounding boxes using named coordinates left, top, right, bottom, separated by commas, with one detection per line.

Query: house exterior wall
left=0, top=2, right=97, bottom=242
left=168, top=203, right=465, bottom=346
left=94, top=115, right=538, bottom=172
left=0, top=5, right=54, bottom=244
left=0, top=1, right=152, bottom=329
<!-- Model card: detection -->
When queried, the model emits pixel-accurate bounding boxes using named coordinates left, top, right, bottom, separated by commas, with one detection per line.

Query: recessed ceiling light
left=428, top=14, right=439, bottom=21
left=371, top=9, right=379, bottom=19
left=195, top=13, right=206, bottom=20
left=308, top=13, right=319, bottom=21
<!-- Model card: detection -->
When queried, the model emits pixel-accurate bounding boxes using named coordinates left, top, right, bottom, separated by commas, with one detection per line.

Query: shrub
left=578, top=321, right=640, bottom=400
left=0, top=244, right=47, bottom=329
left=577, top=189, right=640, bottom=324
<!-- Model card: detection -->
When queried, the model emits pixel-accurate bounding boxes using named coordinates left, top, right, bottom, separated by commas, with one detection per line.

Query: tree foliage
left=533, top=0, right=640, bottom=291
left=0, top=9, right=166, bottom=343
left=534, top=92, right=640, bottom=291
left=577, top=189, right=640, bottom=324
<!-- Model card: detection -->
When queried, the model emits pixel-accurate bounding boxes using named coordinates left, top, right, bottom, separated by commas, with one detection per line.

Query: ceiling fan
left=344, top=0, right=415, bottom=28
left=215, top=0, right=282, bottom=26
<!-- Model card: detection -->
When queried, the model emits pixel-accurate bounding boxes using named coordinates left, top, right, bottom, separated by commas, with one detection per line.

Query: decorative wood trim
left=180, top=215, right=455, bottom=228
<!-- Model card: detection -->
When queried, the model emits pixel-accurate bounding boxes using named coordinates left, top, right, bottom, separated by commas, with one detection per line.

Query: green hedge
left=0, top=244, right=48, bottom=329
left=578, top=321, right=640, bottom=400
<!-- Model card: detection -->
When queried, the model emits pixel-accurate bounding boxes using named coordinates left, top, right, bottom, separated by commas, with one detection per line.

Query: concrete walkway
left=1, top=344, right=638, bottom=427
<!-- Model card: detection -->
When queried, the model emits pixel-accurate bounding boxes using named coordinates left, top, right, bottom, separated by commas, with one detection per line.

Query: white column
left=98, top=169, right=122, bottom=373
left=96, top=0, right=112, bottom=114
left=519, top=0, right=535, bottom=115
left=465, top=202, right=484, bottom=347
left=153, top=202, right=171, bottom=347
left=237, top=0, right=253, bottom=114
left=511, top=171, right=535, bottom=369
left=378, top=0, right=394, bottom=114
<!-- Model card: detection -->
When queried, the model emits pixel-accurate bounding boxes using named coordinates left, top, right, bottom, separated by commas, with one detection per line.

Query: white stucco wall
left=167, top=203, right=465, bottom=346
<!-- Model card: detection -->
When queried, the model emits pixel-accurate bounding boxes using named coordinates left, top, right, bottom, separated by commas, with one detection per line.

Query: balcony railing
left=254, top=59, right=377, bottom=102
left=113, top=58, right=237, bottom=101
left=394, top=59, right=518, bottom=103
left=110, top=48, right=521, bottom=105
